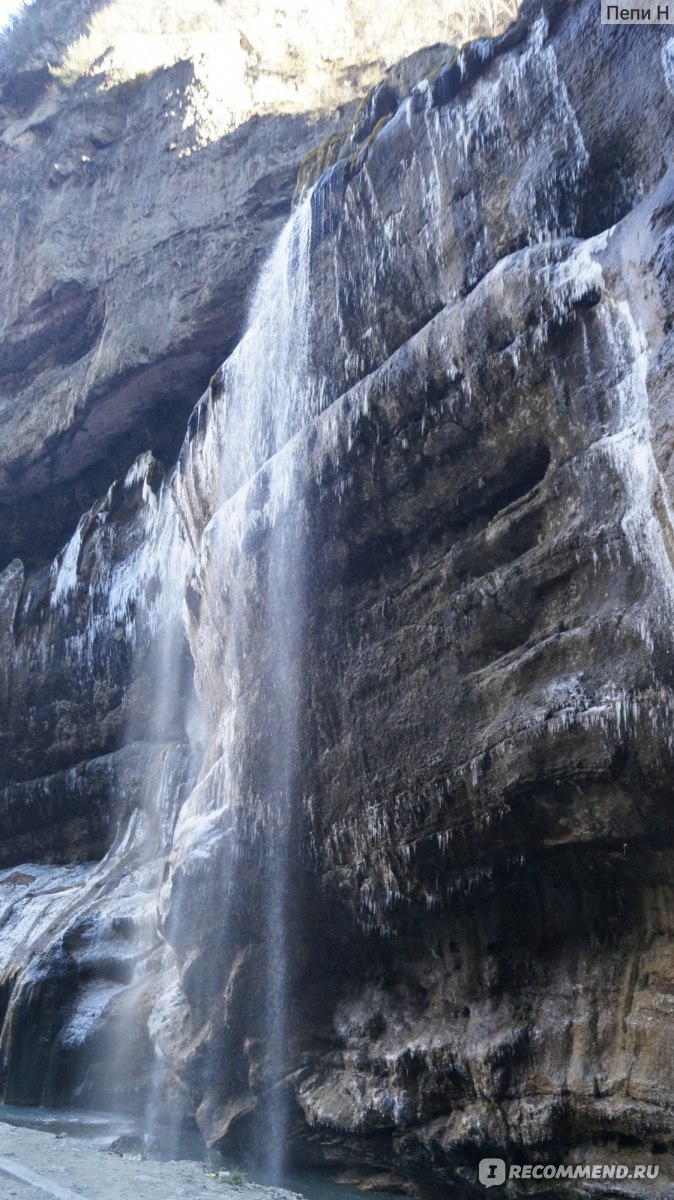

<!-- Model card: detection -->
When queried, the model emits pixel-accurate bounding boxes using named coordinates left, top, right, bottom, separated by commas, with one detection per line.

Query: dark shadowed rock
left=0, top=65, right=337, bottom=568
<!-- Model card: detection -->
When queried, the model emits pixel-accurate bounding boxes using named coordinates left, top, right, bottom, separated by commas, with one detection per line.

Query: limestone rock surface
left=0, top=0, right=481, bottom=568
left=0, top=2, right=673, bottom=1198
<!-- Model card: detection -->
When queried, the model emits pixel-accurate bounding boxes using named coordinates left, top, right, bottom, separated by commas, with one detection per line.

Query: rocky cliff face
left=0, top=0, right=486, bottom=569
left=1, top=1, right=674, bottom=1197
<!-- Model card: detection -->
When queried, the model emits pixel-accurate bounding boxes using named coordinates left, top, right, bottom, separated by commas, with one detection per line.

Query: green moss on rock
left=293, top=129, right=346, bottom=205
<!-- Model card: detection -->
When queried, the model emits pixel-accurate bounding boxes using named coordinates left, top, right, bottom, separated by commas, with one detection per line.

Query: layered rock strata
left=0, top=0, right=481, bottom=568
left=0, top=2, right=673, bottom=1197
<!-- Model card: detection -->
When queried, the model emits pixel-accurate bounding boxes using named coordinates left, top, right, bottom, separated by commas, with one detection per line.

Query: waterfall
left=0, top=186, right=317, bottom=1171
left=137, top=193, right=316, bottom=1174
left=4, top=7, right=654, bottom=1180
left=1, top=13, right=591, bottom=1138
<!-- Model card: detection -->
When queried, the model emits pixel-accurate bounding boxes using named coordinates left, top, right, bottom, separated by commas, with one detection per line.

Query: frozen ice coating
left=0, top=2, right=674, bottom=1192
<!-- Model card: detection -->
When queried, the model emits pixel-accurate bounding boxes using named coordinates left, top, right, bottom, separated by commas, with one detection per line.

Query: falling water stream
left=0, top=22, right=595, bottom=1149
left=3, top=16, right=673, bottom=1199
left=0, top=192, right=321, bottom=1181
left=137, top=195, right=318, bottom=1177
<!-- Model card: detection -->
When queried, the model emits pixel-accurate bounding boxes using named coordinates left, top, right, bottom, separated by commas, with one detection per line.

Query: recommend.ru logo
left=478, top=1159, right=659, bottom=1186
left=479, top=1160, right=506, bottom=1188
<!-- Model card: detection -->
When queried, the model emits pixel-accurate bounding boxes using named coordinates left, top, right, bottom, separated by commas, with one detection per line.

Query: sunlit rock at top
left=0, top=0, right=517, bottom=570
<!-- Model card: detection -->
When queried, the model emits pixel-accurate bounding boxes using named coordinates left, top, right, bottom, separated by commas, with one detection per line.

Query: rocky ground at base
left=0, top=1122, right=301, bottom=1200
